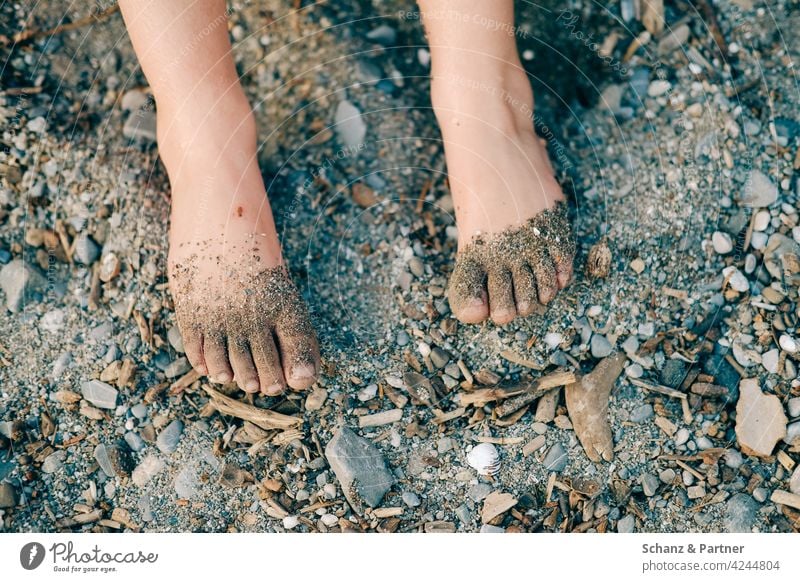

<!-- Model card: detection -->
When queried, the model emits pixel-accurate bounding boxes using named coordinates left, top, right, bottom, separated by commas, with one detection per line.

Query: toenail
left=264, top=383, right=283, bottom=396
left=215, top=372, right=232, bottom=383
left=245, top=379, right=260, bottom=392
left=290, top=364, right=316, bottom=381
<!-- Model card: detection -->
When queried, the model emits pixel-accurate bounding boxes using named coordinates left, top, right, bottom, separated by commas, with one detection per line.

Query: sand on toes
left=447, top=203, right=576, bottom=325
left=169, top=238, right=320, bottom=395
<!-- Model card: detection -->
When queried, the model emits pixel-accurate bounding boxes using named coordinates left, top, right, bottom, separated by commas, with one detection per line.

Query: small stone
left=366, top=24, right=397, bottom=45
left=156, top=420, right=184, bottom=454
left=480, top=524, right=505, bottom=533
left=468, top=483, right=493, bottom=502
left=174, top=466, right=199, bottom=499
left=325, top=427, right=394, bottom=513
left=785, top=421, right=800, bottom=445
left=42, top=451, right=65, bottom=473
left=305, top=387, right=328, bottom=411
left=641, top=473, right=660, bottom=496
left=741, top=170, right=778, bottom=208
left=123, top=109, right=157, bottom=141
left=542, top=443, right=568, bottom=472
left=735, top=378, right=787, bottom=457
left=334, top=100, right=366, bottom=149
left=630, top=404, right=654, bottom=424
left=659, top=468, right=676, bottom=484
left=779, top=335, right=798, bottom=354
left=590, top=334, right=614, bottom=359
left=787, top=397, right=800, bottom=418
left=687, top=485, right=706, bottom=499
left=621, top=336, right=639, bottom=356
left=94, top=442, right=133, bottom=477
left=80, top=380, right=118, bottom=409
left=167, top=326, right=185, bottom=353
left=120, top=89, right=149, bottom=111
left=657, top=23, right=690, bottom=54
left=712, top=231, right=733, bottom=254
left=320, top=513, right=338, bottom=528
left=789, top=466, right=800, bottom=494
left=163, top=357, right=191, bottom=379
left=752, top=487, right=768, bottom=503
left=674, top=428, right=691, bottom=447
left=724, top=493, right=758, bottom=532
left=429, top=347, right=451, bottom=369
left=661, top=359, right=687, bottom=388
left=481, top=491, right=517, bottom=524
left=0, top=482, right=17, bottom=508
left=0, top=259, right=46, bottom=312
left=402, top=491, right=421, bottom=507
left=630, top=258, right=645, bottom=274
left=282, top=515, right=300, bottom=530
left=124, top=432, right=145, bottom=452
left=74, top=234, right=101, bottom=265
left=617, top=514, right=635, bottom=533
left=647, top=79, right=671, bottom=97
left=723, top=449, right=744, bottom=469
left=543, top=332, right=563, bottom=349
left=625, top=363, right=643, bottom=378
left=761, top=349, right=780, bottom=374
left=132, top=455, right=165, bottom=487
left=723, top=267, right=749, bottom=293
left=753, top=209, right=771, bottom=231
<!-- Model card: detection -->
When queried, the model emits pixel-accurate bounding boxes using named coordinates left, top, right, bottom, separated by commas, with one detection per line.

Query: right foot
left=158, top=94, right=320, bottom=395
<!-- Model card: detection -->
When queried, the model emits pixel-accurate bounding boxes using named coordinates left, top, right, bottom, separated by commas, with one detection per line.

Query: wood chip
left=499, top=349, right=544, bottom=370
left=771, top=490, right=800, bottom=510
left=358, top=408, right=403, bottom=428
left=473, top=435, right=524, bottom=445
left=372, top=507, right=403, bottom=519
left=522, top=435, right=547, bottom=457
left=202, top=385, right=301, bottom=430
left=777, top=450, right=796, bottom=471
left=481, top=491, right=517, bottom=524
left=654, top=415, right=678, bottom=437
left=169, top=369, right=201, bottom=396
left=432, top=407, right=465, bottom=424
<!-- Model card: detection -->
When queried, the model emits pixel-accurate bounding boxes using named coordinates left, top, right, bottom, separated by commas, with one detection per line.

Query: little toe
left=448, top=258, right=489, bottom=324
left=250, top=334, right=286, bottom=396
left=512, top=264, right=538, bottom=316
left=181, top=328, right=207, bottom=374
left=532, top=252, right=558, bottom=304
left=203, top=333, right=233, bottom=384
left=487, top=268, right=517, bottom=325
left=275, top=324, right=320, bottom=391
left=229, top=339, right=260, bottom=393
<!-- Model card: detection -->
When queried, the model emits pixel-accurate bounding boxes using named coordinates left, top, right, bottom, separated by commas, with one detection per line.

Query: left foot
left=432, top=61, right=576, bottom=325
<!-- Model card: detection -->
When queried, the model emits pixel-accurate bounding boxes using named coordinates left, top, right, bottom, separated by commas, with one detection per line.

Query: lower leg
left=119, top=0, right=319, bottom=393
left=418, top=0, right=575, bottom=324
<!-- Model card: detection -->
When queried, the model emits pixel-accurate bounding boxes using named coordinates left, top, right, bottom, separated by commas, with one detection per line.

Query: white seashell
left=466, top=443, right=501, bottom=476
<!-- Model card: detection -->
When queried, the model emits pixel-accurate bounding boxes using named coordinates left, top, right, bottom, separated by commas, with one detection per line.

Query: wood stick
left=13, top=5, right=120, bottom=44
left=202, top=385, right=301, bottom=430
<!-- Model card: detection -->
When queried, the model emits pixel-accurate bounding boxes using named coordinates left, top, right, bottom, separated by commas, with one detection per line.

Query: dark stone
left=724, top=493, right=758, bottom=533
left=660, top=359, right=688, bottom=388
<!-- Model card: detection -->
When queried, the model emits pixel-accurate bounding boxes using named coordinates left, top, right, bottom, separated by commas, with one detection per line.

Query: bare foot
left=159, top=95, right=319, bottom=395
left=432, top=61, right=576, bottom=325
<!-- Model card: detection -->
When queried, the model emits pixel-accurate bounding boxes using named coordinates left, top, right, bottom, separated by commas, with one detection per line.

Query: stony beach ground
left=1, top=0, right=800, bottom=533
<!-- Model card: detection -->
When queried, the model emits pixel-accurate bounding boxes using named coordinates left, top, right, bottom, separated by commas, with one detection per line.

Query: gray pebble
left=124, top=432, right=145, bottom=452
left=617, top=514, right=635, bottom=533
left=543, top=443, right=568, bottom=472
left=42, top=450, right=66, bottom=473
left=156, top=420, right=184, bottom=454
left=752, top=487, right=768, bottom=503
left=402, top=491, right=421, bottom=507
left=641, top=473, right=660, bottom=496
left=73, top=234, right=101, bottom=265
left=80, top=380, right=118, bottom=409
left=724, top=493, right=758, bottom=532
left=630, top=404, right=654, bottom=423
left=167, top=326, right=185, bottom=353
left=467, top=482, right=493, bottom=502
left=590, top=334, right=614, bottom=359
left=0, top=259, right=46, bottom=312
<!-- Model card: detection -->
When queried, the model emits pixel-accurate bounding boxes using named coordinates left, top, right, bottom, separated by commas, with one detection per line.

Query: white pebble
left=761, top=349, right=780, bottom=374
left=753, top=210, right=771, bottom=232
left=779, top=335, right=798, bottom=354
left=722, top=266, right=749, bottom=293
left=543, top=332, right=563, bottom=350
left=712, top=231, right=733, bottom=254
left=282, top=515, right=300, bottom=530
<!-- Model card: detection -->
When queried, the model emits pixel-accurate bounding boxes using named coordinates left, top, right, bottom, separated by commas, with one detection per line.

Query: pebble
left=741, top=170, right=778, bottom=207
left=695, top=436, right=714, bottom=450
left=163, top=357, right=191, bottom=379
left=630, top=404, right=654, bottom=424
left=174, top=467, right=199, bottom=499
left=790, top=466, right=800, bottom=495
left=647, top=79, right=671, bottom=97
left=167, top=326, right=185, bottom=353
left=305, top=387, right=328, bottom=412
left=0, top=482, right=17, bottom=508
left=753, top=209, right=771, bottom=231
left=711, top=231, right=733, bottom=254
left=120, top=88, right=149, bottom=111
left=94, top=443, right=133, bottom=477
left=752, top=487, right=768, bottom=503
left=80, top=380, right=118, bottom=409
left=402, top=491, right=421, bottom=507
left=543, top=332, right=563, bottom=350
left=395, top=331, right=410, bottom=347
left=124, top=431, right=145, bottom=452
left=761, top=349, right=780, bottom=374
left=123, top=109, right=157, bottom=141
left=687, top=485, right=705, bottom=499
left=42, top=450, right=66, bottom=473
left=625, top=363, right=644, bottom=378
left=641, top=473, right=660, bottom=497
left=617, top=514, right=635, bottom=533
left=468, top=483, right=493, bottom=502
left=542, top=443, right=568, bottom=472
left=480, top=524, right=505, bottom=533
left=282, top=515, right=300, bottom=530
left=659, top=468, right=676, bottom=484
left=590, top=334, right=614, bottom=359
left=621, top=336, right=639, bottom=356
left=787, top=397, right=800, bottom=418
left=320, top=513, right=338, bottom=528
left=779, top=335, right=798, bottom=354
left=723, top=449, right=744, bottom=469
left=724, top=493, right=758, bottom=532
left=131, top=403, right=148, bottom=419
left=366, top=24, right=397, bottom=45
left=430, top=347, right=451, bottom=369
left=785, top=421, right=800, bottom=445
left=325, top=427, right=393, bottom=512
left=722, top=266, right=749, bottom=293
left=661, top=359, right=687, bottom=388
left=156, top=420, right=184, bottom=454
left=132, top=455, right=166, bottom=487
left=0, top=259, right=46, bottom=312
left=334, top=100, right=366, bottom=149
left=735, top=378, right=787, bottom=457
left=73, top=234, right=101, bottom=265
left=674, top=428, right=691, bottom=447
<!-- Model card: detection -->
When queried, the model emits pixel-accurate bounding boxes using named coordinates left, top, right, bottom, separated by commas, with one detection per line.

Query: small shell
left=466, top=443, right=501, bottom=476
left=586, top=238, right=612, bottom=279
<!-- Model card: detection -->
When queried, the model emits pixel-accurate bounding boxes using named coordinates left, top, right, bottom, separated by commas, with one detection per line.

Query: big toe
left=448, top=258, right=489, bottom=324
left=275, top=323, right=320, bottom=391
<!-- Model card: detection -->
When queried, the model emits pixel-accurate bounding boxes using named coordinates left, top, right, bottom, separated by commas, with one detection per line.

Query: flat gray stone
left=630, top=404, right=654, bottom=423
left=163, top=357, right=191, bottom=379
left=724, top=493, right=758, bottom=532
left=123, top=108, right=157, bottom=142
left=617, top=514, right=635, bottom=533
left=0, top=482, right=17, bottom=508
left=325, top=427, right=393, bottom=513
left=334, top=100, right=366, bottom=149
left=156, top=420, right=184, bottom=454
left=741, top=170, right=778, bottom=208
left=0, top=259, right=46, bottom=312
left=80, top=380, right=118, bottom=409
left=641, top=473, right=660, bottom=496
left=590, top=334, right=614, bottom=359
left=542, top=443, right=568, bottom=472
left=73, top=234, right=101, bottom=265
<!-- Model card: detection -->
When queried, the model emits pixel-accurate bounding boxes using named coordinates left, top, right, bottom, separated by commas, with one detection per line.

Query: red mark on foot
left=236, top=206, right=244, bottom=217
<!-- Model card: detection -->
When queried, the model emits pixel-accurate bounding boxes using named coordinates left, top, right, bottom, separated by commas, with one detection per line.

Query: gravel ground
left=1, top=0, right=799, bottom=533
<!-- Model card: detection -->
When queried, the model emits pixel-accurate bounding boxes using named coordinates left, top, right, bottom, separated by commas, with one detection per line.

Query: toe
left=275, top=324, right=320, bottom=391
left=555, top=260, right=574, bottom=289
left=229, top=339, right=260, bottom=393
left=487, top=268, right=517, bottom=325
left=532, top=251, right=558, bottom=304
left=203, top=332, right=233, bottom=384
left=512, top=264, right=538, bottom=316
left=250, top=333, right=286, bottom=396
left=447, top=257, right=489, bottom=324
left=182, top=327, right=207, bottom=374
